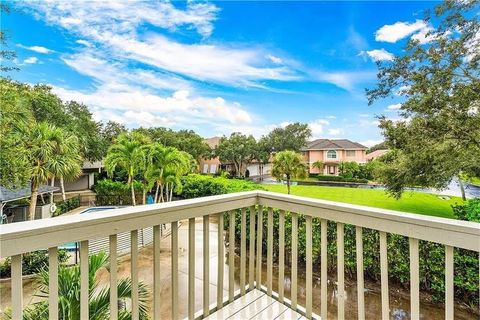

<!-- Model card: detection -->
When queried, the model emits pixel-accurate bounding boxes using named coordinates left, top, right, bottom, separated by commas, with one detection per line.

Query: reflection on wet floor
left=0, top=217, right=476, bottom=319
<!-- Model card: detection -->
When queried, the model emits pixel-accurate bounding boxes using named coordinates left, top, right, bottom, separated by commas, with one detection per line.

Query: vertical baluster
left=229, top=211, right=235, bottom=302
left=320, top=219, right=328, bottom=319
left=278, top=210, right=285, bottom=302
left=153, top=226, right=161, bottom=320
left=131, top=230, right=139, bottom=320
left=11, top=254, right=23, bottom=320
left=409, top=238, right=419, bottom=320
left=306, top=215, right=313, bottom=319
left=203, top=216, right=210, bottom=317
left=110, top=234, right=118, bottom=320
left=217, top=213, right=224, bottom=309
left=291, top=212, right=298, bottom=309
left=188, top=218, right=195, bottom=319
left=355, top=226, right=365, bottom=320
left=267, top=207, right=273, bottom=296
left=80, top=240, right=89, bottom=320
left=379, top=231, right=389, bottom=320
left=337, top=223, right=345, bottom=320
left=248, top=206, right=256, bottom=290
left=172, top=221, right=179, bottom=319
left=256, top=205, right=263, bottom=289
left=445, top=245, right=454, bottom=320
left=240, top=208, right=247, bottom=295
left=49, top=247, right=59, bottom=320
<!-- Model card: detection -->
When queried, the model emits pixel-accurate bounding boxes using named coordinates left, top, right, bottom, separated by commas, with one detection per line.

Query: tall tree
left=28, top=123, right=77, bottom=220
left=47, top=130, right=82, bottom=201
left=263, top=122, right=312, bottom=152
left=0, top=4, right=19, bottom=72
left=271, top=150, right=307, bottom=194
left=0, top=78, right=33, bottom=188
left=367, top=0, right=480, bottom=198
left=215, top=133, right=257, bottom=177
left=134, top=127, right=211, bottom=162
left=104, top=133, right=150, bottom=205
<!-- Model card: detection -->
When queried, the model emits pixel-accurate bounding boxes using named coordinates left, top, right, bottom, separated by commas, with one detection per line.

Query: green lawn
left=263, top=184, right=463, bottom=219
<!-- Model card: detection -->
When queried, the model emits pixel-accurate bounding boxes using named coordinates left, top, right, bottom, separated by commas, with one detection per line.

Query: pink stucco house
left=301, top=139, right=367, bottom=175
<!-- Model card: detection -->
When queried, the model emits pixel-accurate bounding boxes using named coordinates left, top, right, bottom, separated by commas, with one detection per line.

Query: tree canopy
left=134, top=127, right=211, bottom=161
left=367, top=0, right=480, bottom=198
left=215, top=133, right=257, bottom=177
left=261, top=122, right=312, bottom=153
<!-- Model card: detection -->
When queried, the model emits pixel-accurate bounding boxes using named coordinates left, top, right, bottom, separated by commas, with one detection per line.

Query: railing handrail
left=1, top=190, right=478, bottom=258
left=0, top=191, right=258, bottom=258
left=257, top=190, right=479, bottom=251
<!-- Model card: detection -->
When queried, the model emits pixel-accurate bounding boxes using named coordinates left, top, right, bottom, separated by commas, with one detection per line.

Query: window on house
left=346, top=150, right=356, bottom=157
left=326, top=150, right=337, bottom=159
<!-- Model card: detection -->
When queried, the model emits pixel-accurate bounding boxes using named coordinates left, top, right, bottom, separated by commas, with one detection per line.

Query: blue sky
left=3, top=1, right=438, bottom=146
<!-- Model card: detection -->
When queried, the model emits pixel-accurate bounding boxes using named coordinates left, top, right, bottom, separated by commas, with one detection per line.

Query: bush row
left=180, top=174, right=262, bottom=199
left=225, top=202, right=479, bottom=309
left=309, top=174, right=368, bottom=184
left=93, top=179, right=143, bottom=196
left=0, top=250, right=69, bottom=278
left=54, top=196, right=81, bottom=216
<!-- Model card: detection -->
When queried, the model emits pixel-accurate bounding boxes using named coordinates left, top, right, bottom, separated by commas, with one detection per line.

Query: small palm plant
left=4, top=251, right=149, bottom=319
left=312, top=160, right=324, bottom=174
left=271, top=150, right=307, bottom=194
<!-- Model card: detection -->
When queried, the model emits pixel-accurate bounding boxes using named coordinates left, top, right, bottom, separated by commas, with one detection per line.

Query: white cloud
left=308, top=119, right=330, bottom=137
left=328, top=128, right=342, bottom=136
left=266, top=54, right=283, bottom=64
left=23, top=57, right=39, bottom=64
left=75, top=39, right=92, bottom=47
left=17, top=44, right=53, bottom=54
left=375, top=20, right=427, bottom=43
left=326, top=115, right=336, bottom=119
left=359, top=49, right=394, bottom=62
left=22, top=1, right=298, bottom=88
left=360, top=139, right=383, bottom=148
left=314, top=71, right=376, bottom=91
left=410, top=26, right=435, bottom=44
left=386, top=103, right=402, bottom=111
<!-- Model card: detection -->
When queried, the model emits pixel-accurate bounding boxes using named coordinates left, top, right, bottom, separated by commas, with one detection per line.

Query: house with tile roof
left=301, top=139, right=367, bottom=175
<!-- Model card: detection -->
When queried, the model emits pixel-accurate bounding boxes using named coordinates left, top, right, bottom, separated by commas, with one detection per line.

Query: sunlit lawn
left=262, top=184, right=463, bottom=219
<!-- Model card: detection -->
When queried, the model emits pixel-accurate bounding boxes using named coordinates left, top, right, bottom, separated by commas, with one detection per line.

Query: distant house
left=301, top=139, right=367, bottom=176
left=366, top=149, right=389, bottom=161
left=199, top=137, right=221, bottom=174
left=199, top=137, right=271, bottom=177
left=54, top=160, right=103, bottom=192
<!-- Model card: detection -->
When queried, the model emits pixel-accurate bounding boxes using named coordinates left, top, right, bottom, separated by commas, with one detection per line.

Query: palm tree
left=47, top=131, right=82, bottom=201
left=104, top=133, right=149, bottom=206
left=271, top=150, right=307, bottom=194
left=146, top=145, right=185, bottom=203
left=4, top=251, right=149, bottom=319
left=27, top=123, right=65, bottom=220
left=312, top=160, right=324, bottom=174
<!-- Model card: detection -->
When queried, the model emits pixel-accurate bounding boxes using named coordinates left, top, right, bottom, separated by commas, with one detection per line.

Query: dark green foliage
left=54, top=196, right=81, bottom=216
left=227, top=207, right=479, bottom=309
left=261, top=122, right=312, bottom=152
left=367, top=1, right=480, bottom=198
left=452, top=199, right=480, bottom=222
left=180, top=174, right=261, bottom=199
left=309, top=174, right=368, bottom=183
left=93, top=179, right=142, bottom=196
left=0, top=250, right=68, bottom=278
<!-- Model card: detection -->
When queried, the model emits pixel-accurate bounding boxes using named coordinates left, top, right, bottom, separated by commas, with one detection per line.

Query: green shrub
left=93, top=179, right=142, bottom=196
left=452, top=199, right=480, bottom=222
left=315, top=175, right=368, bottom=183
left=54, top=196, right=80, bottom=216
left=180, top=174, right=262, bottom=199
left=226, top=207, right=479, bottom=309
left=0, top=250, right=69, bottom=278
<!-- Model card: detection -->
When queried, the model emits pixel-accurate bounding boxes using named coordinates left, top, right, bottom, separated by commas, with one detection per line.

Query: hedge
left=309, top=174, right=369, bottom=183
left=54, top=195, right=81, bottom=216
left=180, top=174, right=262, bottom=199
left=224, top=204, right=479, bottom=311
left=0, top=250, right=68, bottom=278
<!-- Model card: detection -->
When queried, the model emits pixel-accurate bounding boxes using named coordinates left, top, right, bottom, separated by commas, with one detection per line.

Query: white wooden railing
left=1, top=190, right=479, bottom=320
